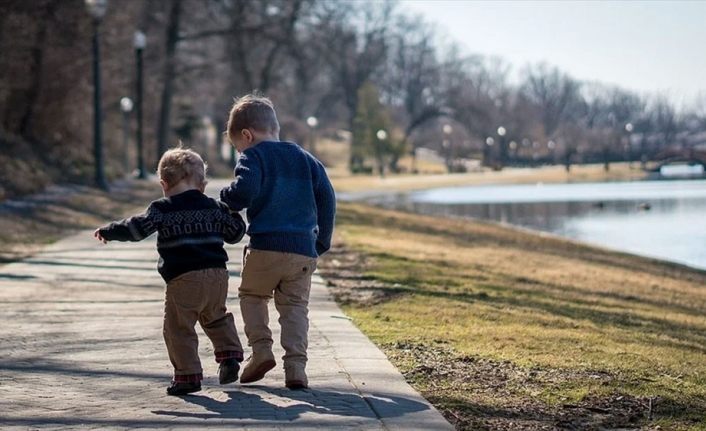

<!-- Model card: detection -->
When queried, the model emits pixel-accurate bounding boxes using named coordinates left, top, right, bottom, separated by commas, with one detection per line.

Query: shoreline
left=359, top=201, right=706, bottom=275
left=330, top=162, right=648, bottom=195
left=335, top=172, right=706, bottom=275
left=331, top=199, right=706, bottom=283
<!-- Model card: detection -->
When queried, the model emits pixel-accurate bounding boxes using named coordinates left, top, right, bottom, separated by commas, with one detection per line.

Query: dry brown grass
left=320, top=202, right=706, bottom=430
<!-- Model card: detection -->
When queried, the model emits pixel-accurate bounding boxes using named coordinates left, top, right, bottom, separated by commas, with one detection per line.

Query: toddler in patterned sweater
left=95, top=147, right=246, bottom=396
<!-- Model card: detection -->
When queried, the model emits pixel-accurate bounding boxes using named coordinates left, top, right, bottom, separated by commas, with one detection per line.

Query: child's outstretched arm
left=219, top=151, right=261, bottom=212
left=95, top=204, right=160, bottom=243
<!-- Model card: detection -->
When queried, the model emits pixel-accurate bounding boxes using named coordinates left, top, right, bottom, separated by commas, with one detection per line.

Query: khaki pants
left=163, top=267, right=243, bottom=377
left=239, top=248, right=317, bottom=367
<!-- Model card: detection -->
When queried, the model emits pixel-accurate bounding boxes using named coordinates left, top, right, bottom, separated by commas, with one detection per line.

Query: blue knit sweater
left=219, top=141, right=336, bottom=258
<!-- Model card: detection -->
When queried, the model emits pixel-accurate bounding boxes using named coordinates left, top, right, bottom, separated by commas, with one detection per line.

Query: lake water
left=367, top=180, right=706, bottom=271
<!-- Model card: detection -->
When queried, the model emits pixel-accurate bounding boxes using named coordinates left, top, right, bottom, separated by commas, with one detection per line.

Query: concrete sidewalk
left=0, top=226, right=452, bottom=429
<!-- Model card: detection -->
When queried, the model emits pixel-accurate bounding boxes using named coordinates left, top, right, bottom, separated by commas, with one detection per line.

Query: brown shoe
left=239, top=351, right=276, bottom=384
left=284, top=363, right=308, bottom=390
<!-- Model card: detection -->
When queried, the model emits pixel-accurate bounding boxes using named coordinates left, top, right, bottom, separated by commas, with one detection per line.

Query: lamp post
left=119, top=97, right=133, bottom=174
left=134, top=30, right=146, bottom=179
left=85, top=0, right=108, bottom=190
left=625, top=122, right=634, bottom=167
left=604, top=112, right=617, bottom=172
left=548, top=140, right=557, bottom=165
left=442, top=124, right=453, bottom=173
left=497, top=126, right=507, bottom=168
left=509, top=140, right=517, bottom=164
left=306, top=116, right=318, bottom=156
left=484, top=137, right=495, bottom=167
left=375, top=129, right=387, bottom=177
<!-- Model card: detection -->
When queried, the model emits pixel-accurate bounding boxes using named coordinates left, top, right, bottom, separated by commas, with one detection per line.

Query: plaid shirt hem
left=173, top=373, right=203, bottom=383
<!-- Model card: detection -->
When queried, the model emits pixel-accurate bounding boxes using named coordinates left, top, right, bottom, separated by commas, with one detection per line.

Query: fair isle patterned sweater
left=98, top=189, right=246, bottom=282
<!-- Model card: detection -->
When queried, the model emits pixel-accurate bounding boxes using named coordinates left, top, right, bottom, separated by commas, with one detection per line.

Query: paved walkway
left=0, top=188, right=452, bottom=430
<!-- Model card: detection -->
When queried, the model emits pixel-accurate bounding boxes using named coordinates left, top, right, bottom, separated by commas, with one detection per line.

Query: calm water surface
left=368, top=180, right=706, bottom=271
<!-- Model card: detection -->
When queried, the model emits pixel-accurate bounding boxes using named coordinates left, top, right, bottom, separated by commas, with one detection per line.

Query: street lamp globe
left=625, top=122, right=634, bottom=133
left=85, top=0, right=108, bottom=19
left=134, top=30, right=146, bottom=49
left=497, top=126, right=506, bottom=137
left=442, top=124, right=453, bottom=135
left=120, top=96, right=133, bottom=113
left=306, top=116, right=318, bottom=128
left=266, top=5, right=280, bottom=16
left=376, top=129, right=387, bottom=141
left=485, top=137, right=494, bottom=146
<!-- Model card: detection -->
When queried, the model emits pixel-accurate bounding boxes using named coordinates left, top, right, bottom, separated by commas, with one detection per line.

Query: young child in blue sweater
left=220, top=94, right=336, bottom=389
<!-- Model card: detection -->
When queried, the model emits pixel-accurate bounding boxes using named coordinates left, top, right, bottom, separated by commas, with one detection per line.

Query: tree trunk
left=156, top=0, right=182, bottom=162
left=19, top=1, right=58, bottom=139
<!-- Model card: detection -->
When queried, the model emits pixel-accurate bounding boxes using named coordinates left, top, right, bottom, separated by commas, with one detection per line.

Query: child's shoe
left=239, top=350, right=276, bottom=384
left=284, top=363, right=308, bottom=390
left=166, top=381, right=201, bottom=396
left=218, top=358, right=240, bottom=384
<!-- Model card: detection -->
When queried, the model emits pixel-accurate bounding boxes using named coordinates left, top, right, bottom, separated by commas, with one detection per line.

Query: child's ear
left=242, top=129, right=252, bottom=144
left=159, top=179, right=169, bottom=191
left=199, top=180, right=207, bottom=193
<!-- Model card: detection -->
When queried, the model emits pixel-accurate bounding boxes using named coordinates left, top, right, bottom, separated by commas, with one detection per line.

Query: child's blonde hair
left=157, top=147, right=207, bottom=188
left=226, top=94, right=279, bottom=144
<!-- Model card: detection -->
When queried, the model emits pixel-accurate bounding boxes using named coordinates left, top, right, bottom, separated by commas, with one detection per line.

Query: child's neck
left=164, top=181, right=202, bottom=197
left=237, top=131, right=280, bottom=153
left=250, top=132, right=280, bottom=147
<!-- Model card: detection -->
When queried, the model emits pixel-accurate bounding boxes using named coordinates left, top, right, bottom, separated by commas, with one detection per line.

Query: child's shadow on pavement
left=152, top=386, right=429, bottom=421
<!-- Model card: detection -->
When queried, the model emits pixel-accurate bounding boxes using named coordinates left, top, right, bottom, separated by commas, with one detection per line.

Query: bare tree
left=309, top=1, right=394, bottom=169
left=155, top=0, right=182, bottom=161
left=521, top=63, right=582, bottom=137
left=651, top=96, right=678, bottom=152
left=443, top=51, right=514, bottom=166
left=379, top=14, right=446, bottom=172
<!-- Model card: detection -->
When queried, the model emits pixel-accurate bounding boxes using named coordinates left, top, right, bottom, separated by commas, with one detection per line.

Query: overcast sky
left=401, top=0, right=706, bottom=108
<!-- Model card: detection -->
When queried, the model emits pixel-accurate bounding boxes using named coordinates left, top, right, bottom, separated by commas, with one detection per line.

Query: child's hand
left=94, top=229, right=107, bottom=244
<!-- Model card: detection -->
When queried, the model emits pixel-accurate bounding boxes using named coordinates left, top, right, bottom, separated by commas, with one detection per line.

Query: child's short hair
left=226, top=94, right=280, bottom=143
left=158, top=147, right=207, bottom=187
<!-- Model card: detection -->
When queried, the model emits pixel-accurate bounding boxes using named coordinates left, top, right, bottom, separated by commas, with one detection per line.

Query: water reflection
left=368, top=180, right=706, bottom=271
